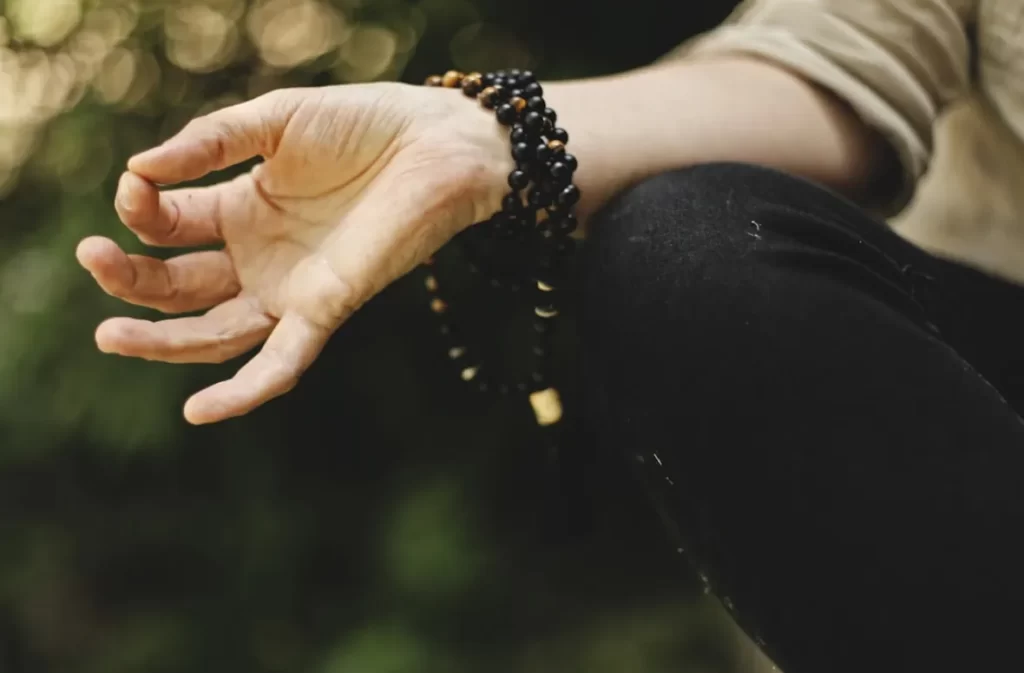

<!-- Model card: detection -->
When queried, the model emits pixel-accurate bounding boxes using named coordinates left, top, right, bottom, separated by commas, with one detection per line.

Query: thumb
left=127, top=89, right=301, bottom=184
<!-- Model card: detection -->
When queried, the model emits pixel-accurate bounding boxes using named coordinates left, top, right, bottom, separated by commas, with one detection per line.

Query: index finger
left=127, top=89, right=300, bottom=185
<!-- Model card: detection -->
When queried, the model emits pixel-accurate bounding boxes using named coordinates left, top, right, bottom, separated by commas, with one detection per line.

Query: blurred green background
left=0, top=1, right=745, bottom=671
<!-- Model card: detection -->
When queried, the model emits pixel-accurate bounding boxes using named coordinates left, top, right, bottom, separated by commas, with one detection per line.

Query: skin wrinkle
left=159, top=257, right=181, bottom=308
left=164, top=198, right=183, bottom=246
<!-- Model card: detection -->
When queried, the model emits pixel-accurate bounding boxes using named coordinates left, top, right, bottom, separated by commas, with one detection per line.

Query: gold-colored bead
left=465, top=71, right=483, bottom=82
left=547, top=139, right=565, bottom=152
left=529, top=387, right=563, bottom=426
left=442, top=70, right=464, bottom=87
left=425, top=275, right=438, bottom=292
left=424, top=75, right=443, bottom=87
left=430, top=298, right=447, bottom=314
left=461, top=366, right=479, bottom=382
left=510, top=96, right=527, bottom=112
left=537, top=280, right=555, bottom=292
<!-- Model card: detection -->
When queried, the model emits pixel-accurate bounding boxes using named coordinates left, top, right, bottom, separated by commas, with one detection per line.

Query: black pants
left=578, top=163, right=1024, bottom=672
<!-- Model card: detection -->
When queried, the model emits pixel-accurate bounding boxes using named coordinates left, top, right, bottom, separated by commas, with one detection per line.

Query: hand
left=76, top=82, right=513, bottom=424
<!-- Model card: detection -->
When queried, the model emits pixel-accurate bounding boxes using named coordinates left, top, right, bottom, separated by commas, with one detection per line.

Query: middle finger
left=77, top=236, right=239, bottom=313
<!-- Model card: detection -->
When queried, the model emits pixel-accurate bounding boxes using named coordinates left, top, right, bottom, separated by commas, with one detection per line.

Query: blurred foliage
left=0, top=0, right=742, bottom=671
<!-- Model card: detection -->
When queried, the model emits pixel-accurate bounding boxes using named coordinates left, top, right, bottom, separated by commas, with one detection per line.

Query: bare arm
left=543, top=56, right=895, bottom=224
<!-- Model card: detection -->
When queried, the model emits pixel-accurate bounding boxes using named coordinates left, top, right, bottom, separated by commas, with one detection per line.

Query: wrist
left=409, top=84, right=516, bottom=227
left=414, top=71, right=585, bottom=239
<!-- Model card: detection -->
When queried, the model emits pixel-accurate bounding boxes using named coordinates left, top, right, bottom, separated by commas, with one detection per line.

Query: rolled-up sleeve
left=665, top=0, right=976, bottom=213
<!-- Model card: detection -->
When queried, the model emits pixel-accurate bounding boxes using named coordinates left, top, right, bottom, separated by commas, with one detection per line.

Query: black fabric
left=577, top=163, right=1024, bottom=672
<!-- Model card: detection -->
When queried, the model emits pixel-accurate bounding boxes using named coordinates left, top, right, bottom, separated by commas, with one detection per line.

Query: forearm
left=545, top=56, right=895, bottom=223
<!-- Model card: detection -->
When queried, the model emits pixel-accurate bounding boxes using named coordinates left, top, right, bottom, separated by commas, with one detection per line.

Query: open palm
left=77, top=82, right=511, bottom=424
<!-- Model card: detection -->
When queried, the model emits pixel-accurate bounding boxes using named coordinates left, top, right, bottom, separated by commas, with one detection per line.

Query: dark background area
left=0, top=1, right=742, bottom=671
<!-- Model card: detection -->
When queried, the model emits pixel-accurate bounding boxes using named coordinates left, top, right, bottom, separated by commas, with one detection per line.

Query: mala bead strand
left=420, top=67, right=577, bottom=428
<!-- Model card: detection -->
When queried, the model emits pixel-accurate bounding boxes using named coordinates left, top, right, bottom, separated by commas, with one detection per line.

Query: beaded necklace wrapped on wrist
left=421, top=68, right=579, bottom=435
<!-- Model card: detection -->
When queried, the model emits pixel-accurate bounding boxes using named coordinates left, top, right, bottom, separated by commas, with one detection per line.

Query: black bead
left=553, top=213, right=578, bottom=235
left=516, top=160, right=533, bottom=174
left=526, top=96, right=546, bottom=112
left=543, top=107, right=557, bottom=122
left=523, top=111, right=544, bottom=132
left=510, top=125, right=529, bottom=144
left=519, top=70, right=535, bottom=83
left=541, top=117, right=554, bottom=134
left=528, top=187, right=553, bottom=208
left=550, top=161, right=573, bottom=183
left=508, top=68, right=521, bottom=78
left=495, top=103, right=517, bottom=125
left=512, top=142, right=533, bottom=162
left=482, top=72, right=496, bottom=87
left=492, top=76, right=507, bottom=89
left=502, top=193, right=523, bottom=212
left=515, top=206, right=535, bottom=228
left=538, top=176, right=560, bottom=193
left=534, top=143, right=553, bottom=162
left=550, top=127, right=569, bottom=143
left=509, top=88, right=524, bottom=99
left=562, top=153, right=578, bottom=171
left=523, top=81, right=543, bottom=98
left=557, top=184, right=580, bottom=206
left=508, top=170, right=530, bottom=189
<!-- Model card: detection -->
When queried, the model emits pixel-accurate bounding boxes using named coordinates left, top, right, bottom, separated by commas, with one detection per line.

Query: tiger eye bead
left=442, top=70, right=465, bottom=87
left=510, top=96, right=527, bottom=113
left=547, top=139, right=566, bottom=155
left=461, top=73, right=483, bottom=97
left=424, top=75, right=443, bottom=86
left=478, top=86, right=501, bottom=108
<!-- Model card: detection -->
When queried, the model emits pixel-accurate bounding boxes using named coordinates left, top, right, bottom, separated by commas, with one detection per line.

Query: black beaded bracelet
left=421, top=68, right=580, bottom=430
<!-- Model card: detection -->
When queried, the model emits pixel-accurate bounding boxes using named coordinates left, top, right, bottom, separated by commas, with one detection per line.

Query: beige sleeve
left=665, top=0, right=976, bottom=214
